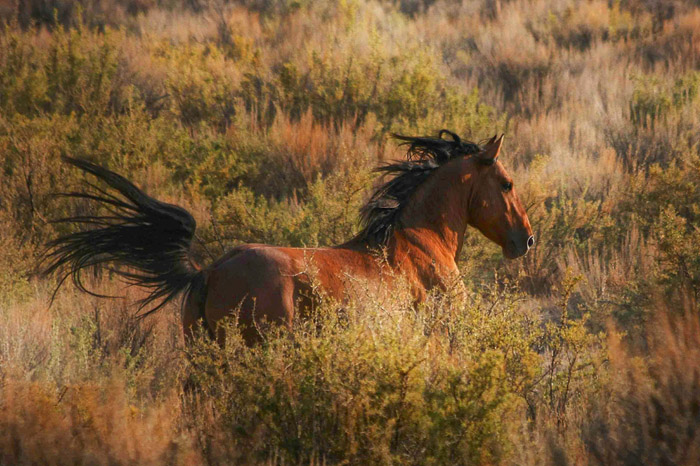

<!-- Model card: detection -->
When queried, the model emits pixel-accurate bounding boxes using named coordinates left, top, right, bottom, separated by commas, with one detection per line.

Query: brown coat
left=45, top=132, right=533, bottom=346
left=184, top=135, right=533, bottom=344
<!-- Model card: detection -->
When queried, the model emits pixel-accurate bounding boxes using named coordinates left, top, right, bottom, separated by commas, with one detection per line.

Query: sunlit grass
left=2, top=0, right=700, bottom=464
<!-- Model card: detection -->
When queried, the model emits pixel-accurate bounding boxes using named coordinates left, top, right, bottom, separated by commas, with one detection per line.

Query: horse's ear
left=478, top=134, right=504, bottom=164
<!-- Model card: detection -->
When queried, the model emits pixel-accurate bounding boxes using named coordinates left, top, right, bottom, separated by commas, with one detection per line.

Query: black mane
left=356, top=130, right=482, bottom=247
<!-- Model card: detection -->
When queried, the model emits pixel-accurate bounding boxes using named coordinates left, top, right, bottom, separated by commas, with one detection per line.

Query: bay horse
left=44, top=130, right=533, bottom=344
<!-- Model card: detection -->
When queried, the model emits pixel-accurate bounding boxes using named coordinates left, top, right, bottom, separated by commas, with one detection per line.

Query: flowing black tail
left=44, top=157, right=201, bottom=316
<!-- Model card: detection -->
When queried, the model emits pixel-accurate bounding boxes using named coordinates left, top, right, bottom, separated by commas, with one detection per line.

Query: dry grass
left=2, top=0, right=700, bottom=463
left=583, top=309, right=700, bottom=465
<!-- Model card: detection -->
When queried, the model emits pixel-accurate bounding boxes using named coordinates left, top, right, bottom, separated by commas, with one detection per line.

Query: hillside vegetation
left=2, top=0, right=700, bottom=464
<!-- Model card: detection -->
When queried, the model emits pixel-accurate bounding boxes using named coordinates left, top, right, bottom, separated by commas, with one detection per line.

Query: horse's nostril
left=527, top=235, right=535, bottom=249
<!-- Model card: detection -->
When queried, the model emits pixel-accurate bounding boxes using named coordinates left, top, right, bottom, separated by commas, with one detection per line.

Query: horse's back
left=195, top=243, right=385, bottom=343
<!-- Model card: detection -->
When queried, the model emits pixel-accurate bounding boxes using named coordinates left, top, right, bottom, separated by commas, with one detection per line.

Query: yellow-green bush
left=181, top=281, right=603, bottom=465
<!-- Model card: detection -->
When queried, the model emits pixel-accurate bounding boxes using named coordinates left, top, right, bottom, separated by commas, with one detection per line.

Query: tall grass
left=1, top=0, right=700, bottom=463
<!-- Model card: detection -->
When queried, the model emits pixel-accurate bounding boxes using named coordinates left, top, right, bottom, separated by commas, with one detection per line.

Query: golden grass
left=2, top=0, right=700, bottom=463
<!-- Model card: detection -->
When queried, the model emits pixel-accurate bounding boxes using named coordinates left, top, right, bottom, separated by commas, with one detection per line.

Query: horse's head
left=360, top=130, right=533, bottom=259
left=467, top=135, right=534, bottom=259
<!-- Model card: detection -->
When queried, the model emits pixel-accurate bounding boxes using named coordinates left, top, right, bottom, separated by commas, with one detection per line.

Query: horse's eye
left=502, top=182, right=513, bottom=192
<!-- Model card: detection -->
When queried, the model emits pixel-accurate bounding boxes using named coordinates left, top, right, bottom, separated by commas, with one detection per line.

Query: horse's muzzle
left=504, top=230, right=535, bottom=259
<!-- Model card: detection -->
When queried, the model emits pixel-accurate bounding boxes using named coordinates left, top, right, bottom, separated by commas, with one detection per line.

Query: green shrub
left=184, top=284, right=513, bottom=464
left=181, top=277, right=606, bottom=465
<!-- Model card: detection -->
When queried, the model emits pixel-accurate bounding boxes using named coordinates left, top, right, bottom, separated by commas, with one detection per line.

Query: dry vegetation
left=2, top=0, right=700, bottom=464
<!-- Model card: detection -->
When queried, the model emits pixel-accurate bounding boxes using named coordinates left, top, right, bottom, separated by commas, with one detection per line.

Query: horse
left=44, top=130, right=534, bottom=345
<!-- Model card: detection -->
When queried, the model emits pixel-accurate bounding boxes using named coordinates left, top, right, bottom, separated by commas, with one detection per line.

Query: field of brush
left=1, top=0, right=700, bottom=464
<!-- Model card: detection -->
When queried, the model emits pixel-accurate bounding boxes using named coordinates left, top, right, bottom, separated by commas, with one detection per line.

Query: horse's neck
left=389, top=162, right=473, bottom=285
